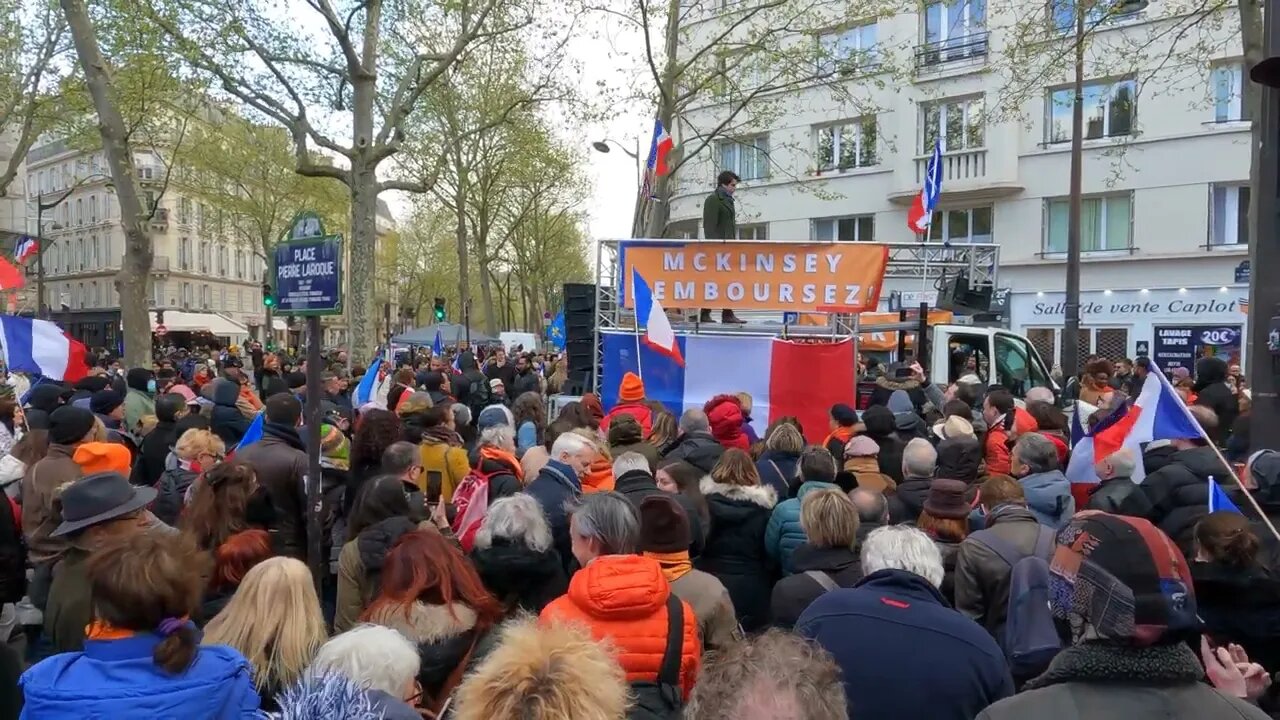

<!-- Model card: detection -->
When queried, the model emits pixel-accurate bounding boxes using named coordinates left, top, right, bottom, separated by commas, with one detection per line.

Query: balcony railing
left=915, top=148, right=987, bottom=184
left=915, top=31, right=989, bottom=70
left=151, top=256, right=170, bottom=274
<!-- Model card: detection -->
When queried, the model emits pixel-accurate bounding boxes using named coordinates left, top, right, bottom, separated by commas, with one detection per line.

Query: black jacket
left=153, top=465, right=198, bottom=527
left=131, top=418, right=177, bottom=488
left=511, top=369, right=540, bottom=398
left=613, top=470, right=705, bottom=558
left=695, top=476, right=777, bottom=633
left=756, top=450, right=800, bottom=500
left=453, top=354, right=492, bottom=422
left=868, top=375, right=928, bottom=414
left=471, top=540, right=568, bottom=616
left=465, top=448, right=523, bottom=504
left=1141, top=446, right=1230, bottom=558
left=1086, top=476, right=1153, bottom=517
left=1194, top=357, right=1239, bottom=446
left=0, top=498, right=25, bottom=605
left=258, top=370, right=289, bottom=400
left=770, top=543, right=862, bottom=630
left=234, top=423, right=309, bottom=559
left=1193, top=560, right=1280, bottom=675
left=888, top=474, right=932, bottom=524
left=663, top=431, right=724, bottom=474
left=485, top=360, right=517, bottom=389
left=209, top=379, right=250, bottom=448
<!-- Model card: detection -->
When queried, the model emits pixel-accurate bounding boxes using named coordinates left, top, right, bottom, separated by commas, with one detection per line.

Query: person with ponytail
left=361, top=529, right=505, bottom=716
left=19, top=531, right=261, bottom=718
left=1192, top=511, right=1280, bottom=675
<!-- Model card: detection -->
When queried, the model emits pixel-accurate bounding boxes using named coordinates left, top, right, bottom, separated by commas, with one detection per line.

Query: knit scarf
left=646, top=551, right=693, bottom=583
left=824, top=426, right=854, bottom=450
left=85, top=620, right=137, bottom=641
left=424, top=425, right=463, bottom=448
left=1025, top=642, right=1205, bottom=691
left=479, top=446, right=524, bottom=482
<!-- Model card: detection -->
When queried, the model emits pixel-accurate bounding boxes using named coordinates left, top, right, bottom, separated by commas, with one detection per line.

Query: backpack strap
left=1031, top=525, right=1057, bottom=559
left=804, top=570, right=839, bottom=593
left=657, top=593, right=684, bottom=689
left=969, top=529, right=1024, bottom=568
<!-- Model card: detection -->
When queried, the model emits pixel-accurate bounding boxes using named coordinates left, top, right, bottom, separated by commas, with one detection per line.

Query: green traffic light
left=434, top=309, right=445, bottom=321
left=264, top=297, right=275, bottom=307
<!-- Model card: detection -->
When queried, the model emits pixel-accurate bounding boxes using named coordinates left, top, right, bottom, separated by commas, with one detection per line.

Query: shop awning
left=150, top=310, right=249, bottom=337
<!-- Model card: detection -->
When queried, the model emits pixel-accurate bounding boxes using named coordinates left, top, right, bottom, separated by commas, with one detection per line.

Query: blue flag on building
left=1208, top=476, right=1242, bottom=515
left=546, top=310, right=566, bottom=351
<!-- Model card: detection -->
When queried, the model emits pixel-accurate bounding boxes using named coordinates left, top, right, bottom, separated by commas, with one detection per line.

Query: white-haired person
left=470, top=494, right=568, bottom=616
left=796, top=525, right=1012, bottom=720
left=467, top=417, right=524, bottom=503
left=525, top=431, right=597, bottom=574
left=272, top=624, right=421, bottom=720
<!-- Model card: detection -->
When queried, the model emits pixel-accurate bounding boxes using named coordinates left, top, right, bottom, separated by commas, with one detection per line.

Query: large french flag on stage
left=1065, top=368, right=1206, bottom=504
left=601, top=332, right=855, bottom=443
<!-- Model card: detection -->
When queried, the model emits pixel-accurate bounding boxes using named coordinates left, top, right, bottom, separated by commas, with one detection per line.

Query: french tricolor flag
left=13, top=237, right=37, bottom=264
left=601, top=332, right=856, bottom=444
left=907, top=140, right=943, bottom=234
left=632, top=268, right=682, bottom=366
left=0, top=316, right=89, bottom=382
left=647, top=119, right=674, bottom=177
left=1065, top=368, right=1206, bottom=505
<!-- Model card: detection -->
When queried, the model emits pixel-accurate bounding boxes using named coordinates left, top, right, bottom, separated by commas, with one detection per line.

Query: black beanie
left=49, top=406, right=96, bottom=446
left=125, top=368, right=153, bottom=393
left=89, top=389, right=124, bottom=416
left=639, top=495, right=692, bottom=554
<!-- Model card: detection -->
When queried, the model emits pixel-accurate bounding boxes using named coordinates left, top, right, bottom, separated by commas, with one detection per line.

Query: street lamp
left=592, top=137, right=646, bottom=237
left=1063, top=0, right=1149, bottom=383
left=34, top=172, right=112, bottom=319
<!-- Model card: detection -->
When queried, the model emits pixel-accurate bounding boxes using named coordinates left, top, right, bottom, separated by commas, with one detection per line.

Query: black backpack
left=627, top=593, right=685, bottom=720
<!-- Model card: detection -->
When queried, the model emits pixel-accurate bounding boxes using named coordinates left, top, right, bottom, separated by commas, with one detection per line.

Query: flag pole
left=634, top=321, right=644, bottom=381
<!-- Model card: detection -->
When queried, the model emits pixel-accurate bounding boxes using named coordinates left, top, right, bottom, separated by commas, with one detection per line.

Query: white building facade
left=666, top=0, right=1250, bottom=372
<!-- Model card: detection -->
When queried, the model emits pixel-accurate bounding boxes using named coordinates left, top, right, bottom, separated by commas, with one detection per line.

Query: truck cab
left=930, top=325, right=1059, bottom=401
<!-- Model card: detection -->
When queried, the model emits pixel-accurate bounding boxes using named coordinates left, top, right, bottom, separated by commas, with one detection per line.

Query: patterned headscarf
left=1049, top=511, right=1198, bottom=646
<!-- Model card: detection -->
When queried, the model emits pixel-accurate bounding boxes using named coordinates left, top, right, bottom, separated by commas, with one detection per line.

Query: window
left=201, top=284, right=211, bottom=309
left=88, top=235, right=98, bottom=268
left=1213, top=63, right=1246, bottom=122
left=1047, top=79, right=1135, bottom=143
left=179, top=237, right=191, bottom=270
left=717, top=135, right=770, bottom=181
left=716, top=50, right=766, bottom=96
left=738, top=224, right=768, bottom=240
left=88, top=195, right=97, bottom=223
left=994, top=332, right=1053, bottom=396
left=199, top=241, right=210, bottom=273
left=74, top=198, right=82, bottom=226
left=138, top=166, right=154, bottom=180
left=927, top=206, right=992, bottom=243
left=89, top=281, right=98, bottom=308
left=179, top=197, right=191, bottom=224
left=217, top=245, right=227, bottom=276
left=922, top=0, right=987, bottom=64
left=921, top=96, right=984, bottom=153
left=1026, top=328, right=1056, bottom=367
left=181, top=282, right=192, bottom=307
left=1051, top=0, right=1143, bottom=33
left=153, top=280, right=165, bottom=307
left=813, top=215, right=875, bottom=242
left=141, top=191, right=155, bottom=214
left=198, top=203, right=208, bottom=232
left=1045, top=194, right=1133, bottom=253
left=74, top=238, right=84, bottom=271
left=1210, top=185, right=1250, bottom=246
left=235, top=250, right=244, bottom=279
left=816, top=120, right=877, bottom=170
left=818, top=22, right=878, bottom=74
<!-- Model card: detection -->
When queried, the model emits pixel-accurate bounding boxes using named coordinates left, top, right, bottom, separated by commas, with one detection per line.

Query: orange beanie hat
left=618, top=372, right=645, bottom=403
left=72, top=442, right=132, bottom=476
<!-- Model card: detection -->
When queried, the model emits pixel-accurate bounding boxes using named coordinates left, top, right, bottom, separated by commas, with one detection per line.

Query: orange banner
left=858, top=310, right=954, bottom=351
left=623, top=242, right=888, bottom=313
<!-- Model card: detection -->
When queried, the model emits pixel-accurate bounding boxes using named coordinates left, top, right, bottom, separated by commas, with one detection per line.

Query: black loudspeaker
left=563, top=283, right=597, bottom=391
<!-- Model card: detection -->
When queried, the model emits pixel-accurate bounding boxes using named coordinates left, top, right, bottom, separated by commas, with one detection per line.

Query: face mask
left=147, top=379, right=157, bottom=393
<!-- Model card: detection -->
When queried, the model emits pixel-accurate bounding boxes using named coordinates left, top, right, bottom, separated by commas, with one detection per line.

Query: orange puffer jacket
left=985, top=408, right=1039, bottom=476
left=540, top=554, right=701, bottom=698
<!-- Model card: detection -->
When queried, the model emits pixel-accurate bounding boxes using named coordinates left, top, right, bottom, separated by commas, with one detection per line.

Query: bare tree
left=0, top=1, right=64, bottom=201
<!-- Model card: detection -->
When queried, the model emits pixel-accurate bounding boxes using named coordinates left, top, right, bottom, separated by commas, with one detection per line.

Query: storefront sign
left=621, top=241, right=888, bottom=313
left=1152, top=325, right=1241, bottom=374
left=1028, top=296, right=1243, bottom=320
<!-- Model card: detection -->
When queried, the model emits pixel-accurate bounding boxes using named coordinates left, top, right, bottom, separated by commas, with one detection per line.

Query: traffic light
left=261, top=283, right=276, bottom=308
left=433, top=297, right=446, bottom=322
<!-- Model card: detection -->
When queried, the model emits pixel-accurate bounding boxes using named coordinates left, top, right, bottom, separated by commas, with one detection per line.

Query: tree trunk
left=453, top=186, right=469, bottom=327
left=61, top=0, right=152, bottom=368
left=348, top=159, right=378, bottom=358
left=478, top=254, right=497, bottom=336
left=645, top=0, right=683, bottom=238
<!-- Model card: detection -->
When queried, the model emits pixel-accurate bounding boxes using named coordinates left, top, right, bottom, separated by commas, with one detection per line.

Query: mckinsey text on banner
left=622, top=241, right=889, bottom=313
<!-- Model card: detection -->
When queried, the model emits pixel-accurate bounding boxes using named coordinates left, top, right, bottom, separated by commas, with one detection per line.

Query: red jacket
left=984, top=409, right=1039, bottom=476
left=541, top=554, right=701, bottom=698
left=601, top=402, right=654, bottom=436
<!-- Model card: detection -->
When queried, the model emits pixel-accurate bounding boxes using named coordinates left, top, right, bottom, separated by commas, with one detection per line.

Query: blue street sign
left=783, top=311, right=799, bottom=324
left=274, top=234, right=343, bottom=316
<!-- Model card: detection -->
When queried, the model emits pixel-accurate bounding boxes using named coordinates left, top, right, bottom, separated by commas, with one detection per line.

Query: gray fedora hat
left=51, top=471, right=157, bottom=537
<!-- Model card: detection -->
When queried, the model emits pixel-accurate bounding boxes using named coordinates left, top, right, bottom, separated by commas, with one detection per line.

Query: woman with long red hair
left=199, top=528, right=272, bottom=624
left=361, top=529, right=503, bottom=715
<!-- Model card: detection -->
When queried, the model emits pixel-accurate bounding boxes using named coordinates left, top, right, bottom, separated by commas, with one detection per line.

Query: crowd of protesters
left=0, top=338, right=1273, bottom=719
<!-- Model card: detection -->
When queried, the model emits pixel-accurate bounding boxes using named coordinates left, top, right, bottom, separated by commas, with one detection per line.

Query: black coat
left=511, top=369, right=540, bottom=398
left=131, top=419, right=177, bottom=488
left=1193, top=357, right=1239, bottom=446
left=234, top=423, right=309, bottom=559
left=663, top=431, right=724, bottom=474
left=1085, top=476, right=1153, bottom=517
left=1141, top=446, right=1229, bottom=558
left=1193, top=560, right=1280, bottom=674
left=0, top=498, right=25, bottom=605
left=756, top=450, right=800, bottom=501
left=771, top=543, right=862, bottom=630
left=471, top=540, right=568, bottom=616
left=695, top=477, right=777, bottom=632
left=868, top=375, right=928, bottom=414
left=613, top=470, right=705, bottom=558
left=209, top=379, right=250, bottom=447
left=888, top=475, right=932, bottom=524
left=258, top=370, right=289, bottom=400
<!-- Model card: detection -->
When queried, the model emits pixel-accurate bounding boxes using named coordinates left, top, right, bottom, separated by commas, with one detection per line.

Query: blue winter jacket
left=524, top=459, right=582, bottom=575
left=765, top=481, right=838, bottom=575
left=797, top=569, right=1013, bottom=720
left=20, top=633, right=260, bottom=720
left=1018, top=470, right=1076, bottom=528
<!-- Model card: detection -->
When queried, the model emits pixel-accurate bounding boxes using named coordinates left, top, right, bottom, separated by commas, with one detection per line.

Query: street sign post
left=274, top=210, right=342, bottom=593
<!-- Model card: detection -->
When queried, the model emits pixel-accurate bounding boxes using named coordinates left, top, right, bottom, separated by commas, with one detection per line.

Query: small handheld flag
left=13, top=236, right=37, bottom=264
left=353, top=348, right=383, bottom=405
left=546, top=311, right=566, bottom=351
left=432, top=331, right=444, bottom=358
left=907, top=140, right=943, bottom=234
left=1208, top=476, right=1242, bottom=514
left=235, top=412, right=264, bottom=452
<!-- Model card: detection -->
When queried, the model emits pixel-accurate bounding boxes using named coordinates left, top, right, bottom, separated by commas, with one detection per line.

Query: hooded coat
left=861, top=406, right=905, bottom=484
left=524, top=460, right=583, bottom=576
left=1140, top=445, right=1229, bottom=557
left=704, top=395, right=750, bottom=451
left=334, top=516, right=422, bottom=633
left=540, top=554, right=701, bottom=699
left=123, top=368, right=155, bottom=433
left=937, top=436, right=984, bottom=485
left=888, top=473, right=933, bottom=524
left=607, top=420, right=660, bottom=473
left=1018, top=470, right=1075, bottom=528
left=364, top=600, right=491, bottom=703
left=1193, top=356, right=1239, bottom=445
left=209, top=378, right=251, bottom=447
left=695, top=476, right=778, bottom=632
left=471, top=539, right=569, bottom=616
left=868, top=375, right=928, bottom=414
left=764, top=480, right=838, bottom=575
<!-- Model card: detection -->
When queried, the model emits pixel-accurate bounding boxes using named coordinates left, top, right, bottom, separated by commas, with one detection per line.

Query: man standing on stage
left=701, top=170, right=746, bottom=324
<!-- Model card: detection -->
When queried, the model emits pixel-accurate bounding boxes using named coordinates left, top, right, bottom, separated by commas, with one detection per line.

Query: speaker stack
left=562, top=283, right=597, bottom=394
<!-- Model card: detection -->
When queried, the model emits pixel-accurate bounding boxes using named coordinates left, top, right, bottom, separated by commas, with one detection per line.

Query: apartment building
left=667, top=0, right=1250, bottom=372
left=25, top=137, right=268, bottom=349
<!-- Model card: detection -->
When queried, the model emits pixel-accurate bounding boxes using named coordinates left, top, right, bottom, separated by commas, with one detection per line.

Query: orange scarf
left=85, top=619, right=137, bottom=641
left=479, top=446, right=525, bottom=482
left=646, top=551, right=693, bottom=583
left=824, top=426, right=854, bottom=450
left=582, top=458, right=615, bottom=493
